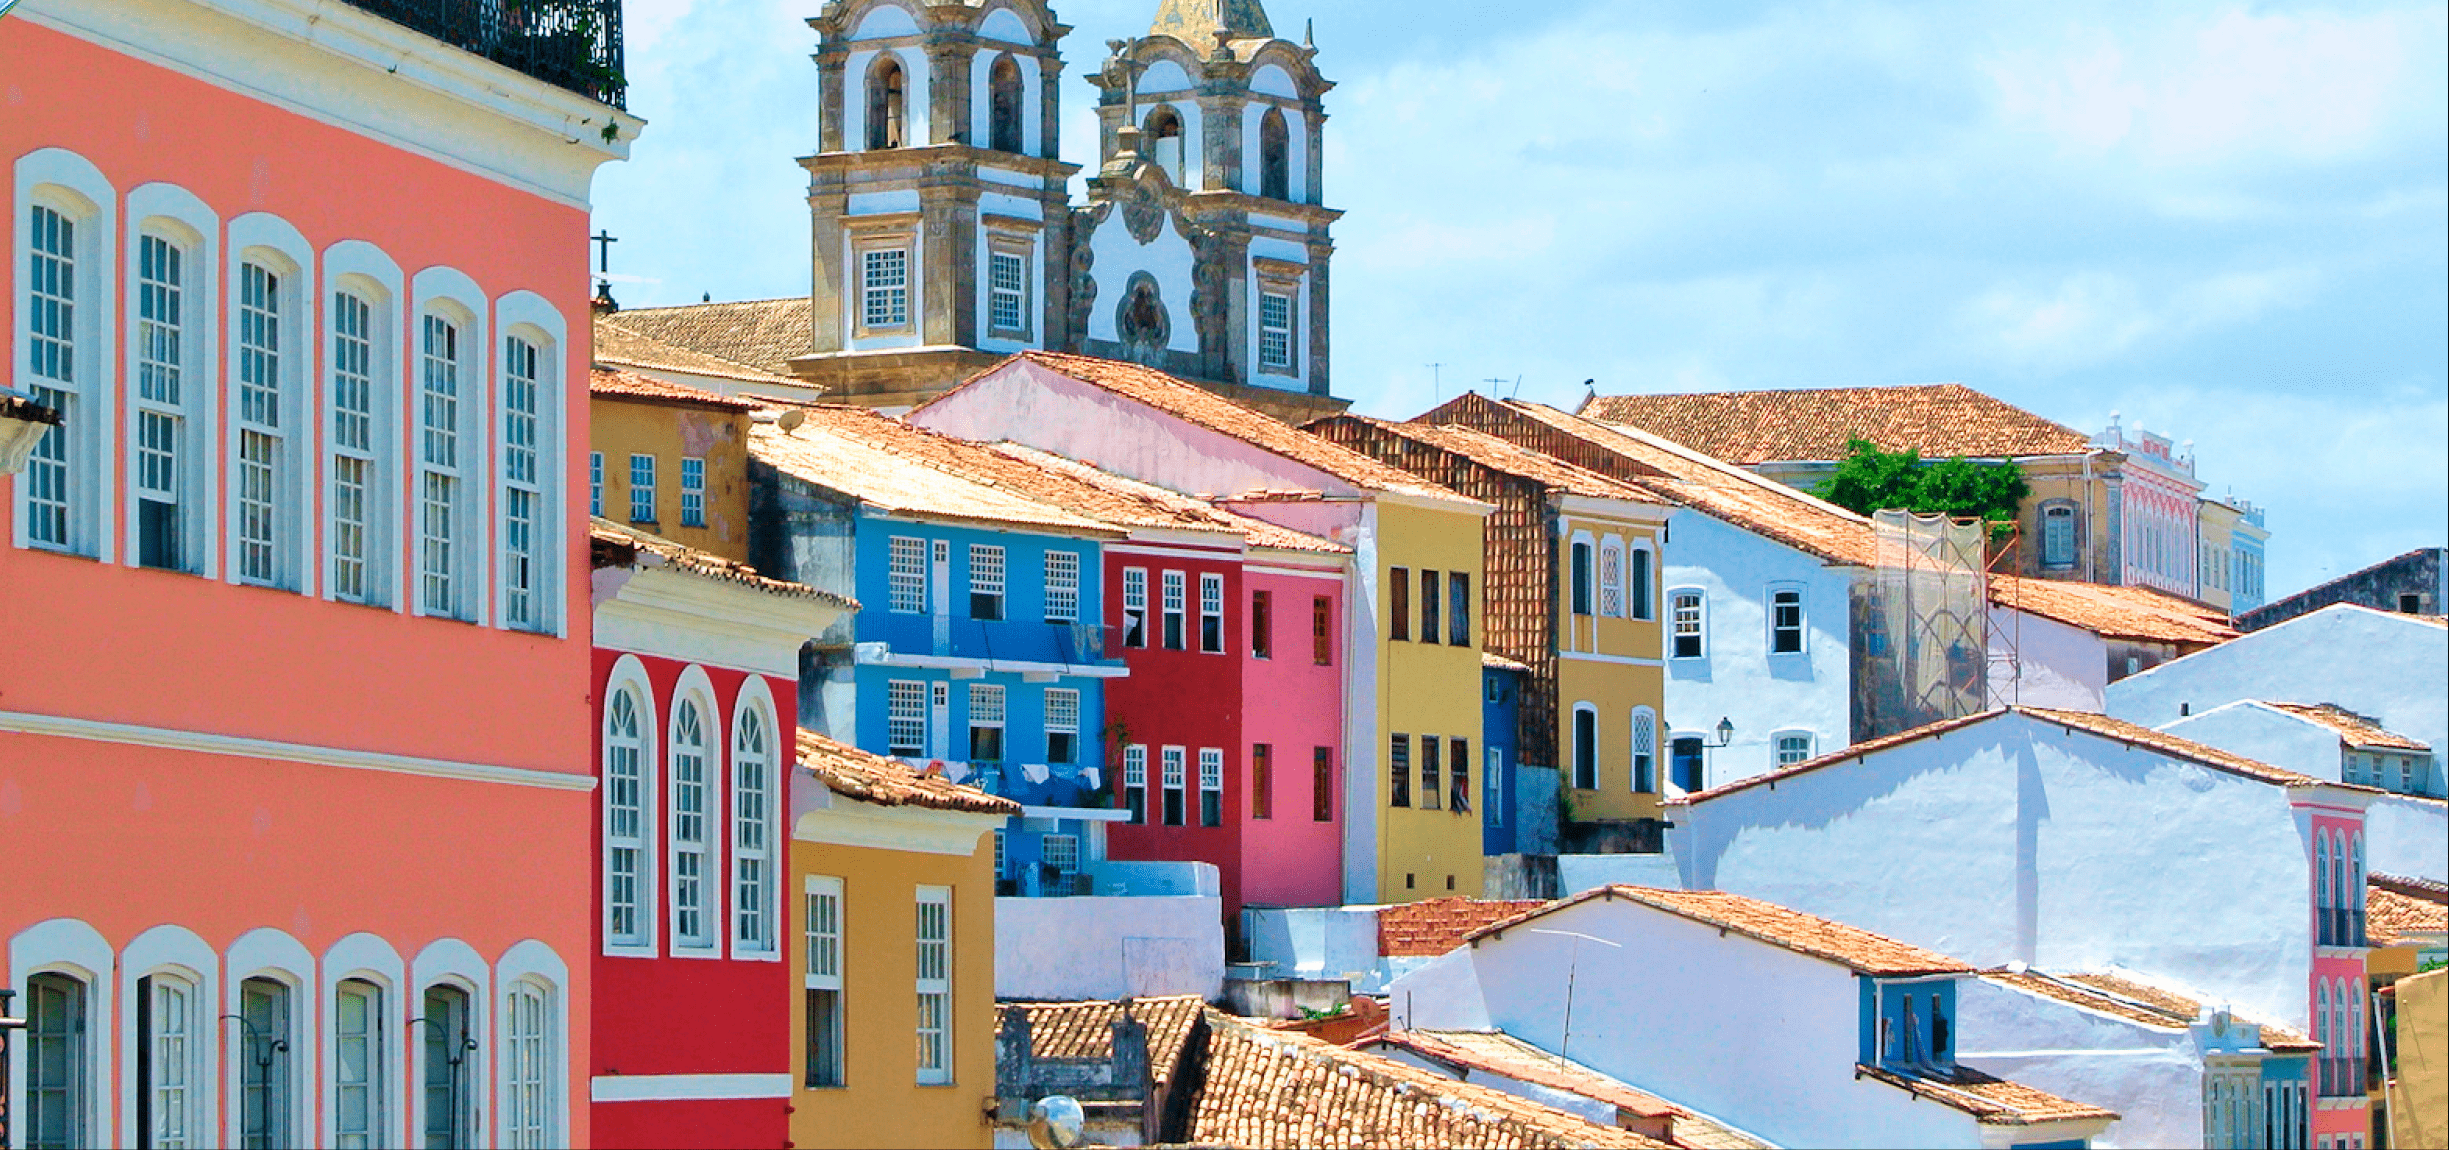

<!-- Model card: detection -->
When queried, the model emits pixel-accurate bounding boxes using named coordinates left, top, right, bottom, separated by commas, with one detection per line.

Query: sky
left=592, top=0, right=2449, bottom=602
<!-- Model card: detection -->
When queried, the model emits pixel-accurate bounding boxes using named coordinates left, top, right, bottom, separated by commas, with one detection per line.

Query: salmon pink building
left=586, top=520, right=853, bottom=1147
left=0, top=0, right=632, bottom=1145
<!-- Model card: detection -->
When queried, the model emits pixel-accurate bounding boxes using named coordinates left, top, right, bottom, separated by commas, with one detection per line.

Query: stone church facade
left=783, top=0, right=1346, bottom=421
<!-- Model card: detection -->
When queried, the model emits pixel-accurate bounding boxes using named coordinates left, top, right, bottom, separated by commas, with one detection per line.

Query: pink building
left=1, top=1, right=631, bottom=1145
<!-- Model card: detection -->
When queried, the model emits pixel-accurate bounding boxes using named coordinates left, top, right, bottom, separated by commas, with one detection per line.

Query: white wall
left=1389, top=897, right=1983, bottom=1149
left=1556, top=851, right=1682, bottom=894
left=2367, top=795, right=2448, bottom=882
left=1678, top=710, right=2316, bottom=1030
left=2109, top=605, right=2448, bottom=752
left=1085, top=211, right=1197, bottom=353
left=1243, top=905, right=1380, bottom=983
left=2161, top=702, right=2344, bottom=783
left=994, top=895, right=1224, bottom=1001
left=1991, top=606, right=2109, bottom=712
left=1956, top=977, right=2203, bottom=1150
left=1661, top=511, right=1855, bottom=786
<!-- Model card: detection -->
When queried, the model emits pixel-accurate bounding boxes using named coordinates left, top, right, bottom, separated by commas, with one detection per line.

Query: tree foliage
left=1812, top=437, right=2029, bottom=534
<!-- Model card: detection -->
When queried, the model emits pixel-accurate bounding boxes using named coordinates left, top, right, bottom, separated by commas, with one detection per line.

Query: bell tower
left=1075, top=0, right=1343, bottom=416
left=795, top=0, right=1079, bottom=409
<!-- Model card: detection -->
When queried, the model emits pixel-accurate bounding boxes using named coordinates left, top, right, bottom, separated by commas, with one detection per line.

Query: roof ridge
left=606, top=295, right=806, bottom=315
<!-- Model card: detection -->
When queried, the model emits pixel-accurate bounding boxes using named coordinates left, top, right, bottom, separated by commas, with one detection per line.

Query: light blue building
left=749, top=406, right=1131, bottom=894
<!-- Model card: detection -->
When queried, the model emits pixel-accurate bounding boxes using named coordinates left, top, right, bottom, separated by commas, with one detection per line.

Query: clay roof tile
left=1581, top=383, right=2092, bottom=464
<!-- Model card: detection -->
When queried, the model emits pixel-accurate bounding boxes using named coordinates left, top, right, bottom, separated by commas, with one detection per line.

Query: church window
left=1145, top=106, right=1185, bottom=182
left=988, top=247, right=1028, bottom=336
left=861, top=247, right=909, bottom=331
left=988, top=54, right=1025, bottom=154
left=867, top=56, right=907, bottom=150
left=1258, top=291, right=1294, bottom=372
left=1259, top=108, right=1291, bottom=200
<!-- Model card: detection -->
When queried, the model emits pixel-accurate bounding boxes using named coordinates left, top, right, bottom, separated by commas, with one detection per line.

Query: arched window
left=137, top=970, right=204, bottom=1148
left=2348, top=832, right=2364, bottom=945
left=1631, top=544, right=1654, bottom=620
left=237, top=975, right=297, bottom=1148
left=232, top=251, right=305, bottom=590
left=1258, top=107, right=1290, bottom=200
left=988, top=54, right=1025, bottom=153
left=867, top=56, right=907, bottom=150
left=1631, top=708, right=1657, bottom=793
left=16, top=149, right=118, bottom=562
left=334, top=978, right=387, bottom=1150
left=2315, top=831, right=2331, bottom=944
left=2041, top=502, right=2078, bottom=569
left=327, top=262, right=398, bottom=606
left=670, top=692, right=716, bottom=951
left=733, top=703, right=775, bottom=955
left=418, top=984, right=476, bottom=1148
left=1145, top=105, right=1185, bottom=182
left=500, top=979, right=556, bottom=1148
left=25, top=971, right=93, bottom=1147
left=129, top=208, right=213, bottom=575
left=1572, top=705, right=1598, bottom=790
left=412, top=273, right=487, bottom=624
left=500, top=332, right=549, bottom=631
left=604, top=685, right=653, bottom=950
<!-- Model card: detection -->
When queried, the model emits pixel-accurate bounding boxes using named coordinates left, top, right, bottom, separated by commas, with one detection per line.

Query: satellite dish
left=1027, top=1095, right=1087, bottom=1149
left=777, top=408, right=806, bottom=432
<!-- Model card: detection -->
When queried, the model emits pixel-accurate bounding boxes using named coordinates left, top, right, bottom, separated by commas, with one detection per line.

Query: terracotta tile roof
left=1446, top=400, right=1878, bottom=567
left=796, top=727, right=1018, bottom=816
left=1184, top=1010, right=1672, bottom=1148
left=750, top=406, right=1123, bottom=537
left=1325, top=416, right=1665, bottom=505
left=1380, top=1032, right=1776, bottom=1150
left=1992, top=575, right=2238, bottom=648
left=1379, top=897, right=1552, bottom=958
left=591, top=316, right=803, bottom=386
left=959, top=352, right=1479, bottom=505
left=597, top=297, right=812, bottom=377
left=996, top=996, right=1206, bottom=1089
left=1468, top=886, right=1972, bottom=978
left=1853, top=1063, right=2118, bottom=1127
left=1482, top=652, right=1533, bottom=674
left=1980, top=970, right=2320, bottom=1053
left=588, top=517, right=854, bottom=607
left=1580, top=383, right=2093, bottom=465
left=2367, top=875, right=2448, bottom=947
left=991, top=443, right=1349, bottom=554
left=2264, top=703, right=2431, bottom=752
left=1678, top=706, right=2356, bottom=805
left=588, top=366, right=760, bottom=411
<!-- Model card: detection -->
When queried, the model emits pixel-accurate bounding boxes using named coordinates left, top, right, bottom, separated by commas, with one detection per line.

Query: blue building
left=750, top=404, right=1131, bottom=894
left=1481, top=656, right=1525, bottom=856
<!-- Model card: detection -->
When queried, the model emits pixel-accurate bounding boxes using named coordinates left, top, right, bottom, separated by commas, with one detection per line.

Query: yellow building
left=589, top=367, right=759, bottom=562
left=1313, top=411, right=1674, bottom=846
left=1370, top=496, right=1497, bottom=901
left=2392, top=968, right=2446, bottom=1150
left=790, top=730, right=1015, bottom=1149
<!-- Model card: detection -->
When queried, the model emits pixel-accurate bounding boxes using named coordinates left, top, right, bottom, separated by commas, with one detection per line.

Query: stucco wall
left=1373, top=499, right=1490, bottom=903
left=591, top=396, right=752, bottom=561
left=1660, top=511, right=1855, bottom=786
left=1243, top=905, right=1381, bottom=985
left=1990, top=606, right=2109, bottom=712
left=994, top=896, right=1224, bottom=1001
left=2397, top=968, right=2449, bottom=1150
left=2109, top=605, right=2448, bottom=753
left=1557, top=851, right=1683, bottom=894
left=1239, top=564, right=1348, bottom=907
left=1680, top=711, right=2316, bottom=1030
left=2366, top=795, right=2449, bottom=882
left=1956, top=976, right=2202, bottom=1149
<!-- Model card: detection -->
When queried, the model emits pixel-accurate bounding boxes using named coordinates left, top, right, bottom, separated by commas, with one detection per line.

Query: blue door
left=1671, top=736, right=1705, bottom=792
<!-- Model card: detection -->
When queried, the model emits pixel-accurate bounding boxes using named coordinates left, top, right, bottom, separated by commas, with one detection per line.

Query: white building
left=1669, top=706, right=2379, bottom=1147
left=2107, top=604, right=2448, bottom=754
left=2162, top=700, right=2445, bottom=882
left=1386, top=885, right=2120, bottom=1149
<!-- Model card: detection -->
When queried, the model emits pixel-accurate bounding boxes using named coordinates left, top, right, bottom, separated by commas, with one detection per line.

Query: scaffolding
left=1854, top=510, right=1990, bottom=739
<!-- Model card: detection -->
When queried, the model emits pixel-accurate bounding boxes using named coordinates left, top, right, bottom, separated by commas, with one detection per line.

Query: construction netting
left=1852, top=510, right=1989, bottom=739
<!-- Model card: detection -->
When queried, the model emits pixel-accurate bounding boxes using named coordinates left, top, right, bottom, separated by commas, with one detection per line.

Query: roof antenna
left=1426, top=363, right=1442, bottom=402
left=1509, top=374, right=1525, bottom=400
left=1581, top=378, right=1597, bottom=410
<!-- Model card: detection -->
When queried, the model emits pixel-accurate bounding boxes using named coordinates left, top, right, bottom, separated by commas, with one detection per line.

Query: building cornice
left=791, top=786, right=1002, bottom=856
left=0, top=710, right=595, bottom=791
left=594, top=565, right=848, bottom=677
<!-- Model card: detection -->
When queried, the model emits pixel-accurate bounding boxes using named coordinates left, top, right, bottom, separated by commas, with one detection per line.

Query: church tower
left=1077, top=0, right=1343, bottom=419
left=794, top=0, right=1079, bottom=408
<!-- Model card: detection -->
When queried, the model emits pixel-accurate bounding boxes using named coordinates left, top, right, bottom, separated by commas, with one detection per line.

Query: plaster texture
left=1557, top=851, right=1683, bottom=895
left=1956, top=976, right=2203, bottom=1149
left=1989, top=606, right=2110, bottom=712
left=993, top=895, right=1224, bottom=1002
left=1659, top=511, right=1856, bottom=787
left=2164, top=702, right=2448, bottom=880
left=2108, top=605, right=2448, bottom=754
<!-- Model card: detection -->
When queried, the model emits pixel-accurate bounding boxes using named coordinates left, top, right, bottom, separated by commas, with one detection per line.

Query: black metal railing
left=341, top=0, right=626, bottom=107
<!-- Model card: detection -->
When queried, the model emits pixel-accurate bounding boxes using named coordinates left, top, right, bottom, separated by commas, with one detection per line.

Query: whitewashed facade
left=2108, top=604, right=2448, bottom=754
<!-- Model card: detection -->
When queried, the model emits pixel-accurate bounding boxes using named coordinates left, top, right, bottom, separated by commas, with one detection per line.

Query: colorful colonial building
left=2, top=0, right=630, bottom=1144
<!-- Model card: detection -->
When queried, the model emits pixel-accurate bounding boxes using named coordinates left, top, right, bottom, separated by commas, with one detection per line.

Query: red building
left=586, top=519, right=853, bottom=1147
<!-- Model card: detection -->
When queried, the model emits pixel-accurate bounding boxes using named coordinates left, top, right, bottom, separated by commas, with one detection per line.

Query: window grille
left=24, top=206, right=76, bottom=549
left=334, top=980, right=385, bottom=1150
left=627, top=453, right=655, bottom=523
left=890, top=537, right=928, bottom=613
left=502, top=983, right=554, bottom=1148
left=914, top=887, right=952, bottom=1084
left=1199, top=748, right=1224, bottom=826
left=968, top=683, right=1005, bottom=762
left=1598, top=539, right=1625, bottom=617
left=135, top=235, right=186, bottom=571
left=1161, top=570, right=1187, bottom=649
left=1771, top=589, right=1805, bottom=654
left=1671, top=592, right=1704, bottom=658
left=970, top=544, right=1005, bottom=620
left=680, top=456, right=705, bottom=527
left=1124, top=744, right=1148, bottom=823
left=1161, top=746, right=1187, bottom=826
left=421, top=316, right=463, bottom=615
left=1632, top=710, right=1656, bottom=793
left=1123, top=568, right=1149, bottom=647
left=1259, top=291, right=1294, bottom=371
left=605, top=689, right=648, bottom=946
left=1200, top=573, right=1225, bottom=653
left=236, top=263, right=284, bottom=586
left=589, top=452, right=603, bottom=517
left=502, top=336, right=543, bottom=628
left=333, top=292, right=379, bottom=600
left=805, top=875, right=845, bottom=1087
left=1044, top=688, right=1079, bottom=764
left=672, top=699, right=713, bottom=948
left=888, top=680, right=927, bottom=756
left=1043, top=551, right=1079, bottom=622
left=863, top=248, right=908, bottom=329
left=1776, top=733, right=1813, bottom=766
left=989, top=250, right=1027, bottom=333
left=734, top=708, right=773, bottom=952
left=1042, top=834, right=1079, bottom=874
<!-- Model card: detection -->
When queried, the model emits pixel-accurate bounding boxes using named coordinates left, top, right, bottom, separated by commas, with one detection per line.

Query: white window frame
left=1199, top=571, right=1226, bottom=654
left=1768, top=583, right=1807, bottom=656
left=860, top=244, right=911, bottom=333
left=1044, top=687, right=1080, bottom=764
left=1772, top=729, right=1816, bottom=767
left=1631, top=706, right=1658, bottom=793
left=1572, top=702, right=1600, bottom=790
left=223, top=930, right=315, bottom=1150
left=1630, top=540, right=1655, bottom=620
left=888, top=678, right=929, bottom=757
left=889, top=535, right=928, bottom=613
left=1043, top=549, right=1080, bottom=623
left=225, top=213, right=316, bottom=594
left=1199, top=747, right=1224, bottom=825
left=319, top=935, right=407, bottom=1150
left=1257, top=289, right=1295, bottom=373
left=405, top=943, right=489, bottom=1150
left=803, top=874, right=846, bottom=1088
left=1669, top=588, right=1706, bottom=659
left=680, top=455, right=706, bottom=527
left=14, top=148, right=118, bottom=561
left=628, top=453, right=657, bottom=523
left=1161, top=745, right=1188, bottom=826
left=412, top=267, right=488, bottom=624
left=914, top=886, right=953, bottom=1085
left=668, top=671, right=722, bottom=955
left=969, top=543, right=1006, bottom=620
left=124, top=185, right=218, bottom=578
left=602, top=658, right=659, bottom=957
left=1041, top=833, right=1079, bottom=874
left=986, top=243, right=1029, bottom=337
left=491, top=942, right=568, bottom=1150
left=1122, top=566, right=1149, bottom=647
left=968, top=682, right=1006, bottom=763
left=1597, top=535, right=1626, bottom=618
left=730, top=681, right=781, bottom=959
left=495, top=292, right=567, bottom=636
left=1485, top=745, right=1504, bottom=821
left=1124, top=743, right=1148, bottom=823
left=1162, top=569, right=1187, bottom=650
left=323, top=241, right=403, bottom=610
left=131, top=963, right=209, bottom=1150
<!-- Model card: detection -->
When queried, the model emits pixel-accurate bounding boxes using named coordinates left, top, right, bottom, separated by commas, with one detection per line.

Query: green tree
left=1812, top=437, right=2028, bottom=536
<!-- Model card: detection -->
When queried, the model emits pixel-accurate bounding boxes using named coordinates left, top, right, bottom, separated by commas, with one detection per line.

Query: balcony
left=339, top=0, right=626, bottom=107
left=871, top=615, right=1124, bottom=671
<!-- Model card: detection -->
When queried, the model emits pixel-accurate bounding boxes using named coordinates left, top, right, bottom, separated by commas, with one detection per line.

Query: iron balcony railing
left=340, top=0, right=626, bottom=107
